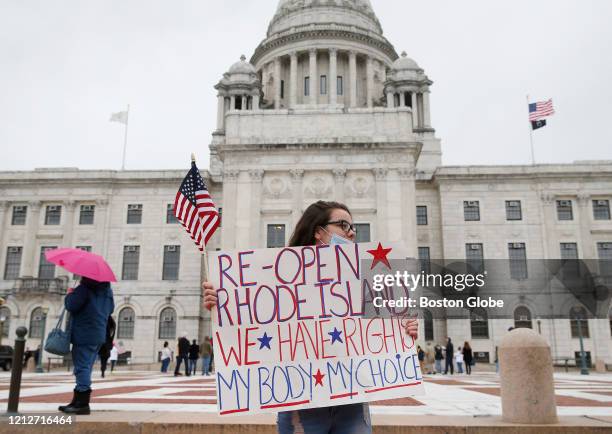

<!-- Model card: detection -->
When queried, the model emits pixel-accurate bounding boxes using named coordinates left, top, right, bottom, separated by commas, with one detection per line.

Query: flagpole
left=527, top=95, right=535, bottom=165
left=121, top=104, right=130, bottom=171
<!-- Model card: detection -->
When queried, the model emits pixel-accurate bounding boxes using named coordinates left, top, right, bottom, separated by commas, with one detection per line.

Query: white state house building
left=0, top=0, right=611, bottom=368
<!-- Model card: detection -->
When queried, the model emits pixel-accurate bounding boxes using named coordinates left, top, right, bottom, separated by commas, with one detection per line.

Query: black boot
left=61, top=389, right=91, bottom=415
left=58, top=389, right=77, bottom=412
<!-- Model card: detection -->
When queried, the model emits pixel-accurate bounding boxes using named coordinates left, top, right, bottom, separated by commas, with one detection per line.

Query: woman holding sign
left=203, top=201, right=419, bottom=434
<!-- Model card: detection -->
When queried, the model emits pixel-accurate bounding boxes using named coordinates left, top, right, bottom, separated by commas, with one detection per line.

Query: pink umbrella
left=45, top=248, right=117, bottom=282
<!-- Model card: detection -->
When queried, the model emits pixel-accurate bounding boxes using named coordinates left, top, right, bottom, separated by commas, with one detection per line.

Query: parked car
left=0, top=345, right=14, bottom=371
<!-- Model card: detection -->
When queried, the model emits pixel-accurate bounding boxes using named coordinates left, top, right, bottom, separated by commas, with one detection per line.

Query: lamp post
left=35, top=308, right=49, bottom=373
left=536, top=317, right=542, bottom=335
left=576, top=314, right=589, bottom=375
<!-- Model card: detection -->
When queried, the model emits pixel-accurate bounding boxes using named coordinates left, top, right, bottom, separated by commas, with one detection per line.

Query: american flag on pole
left=528, top=99, right=555, bottom=121
left=174, top=162, right=220, bottom=251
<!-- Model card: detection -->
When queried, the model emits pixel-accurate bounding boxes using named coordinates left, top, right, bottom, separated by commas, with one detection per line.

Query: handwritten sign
left=209, top=242, right=424, bottom=415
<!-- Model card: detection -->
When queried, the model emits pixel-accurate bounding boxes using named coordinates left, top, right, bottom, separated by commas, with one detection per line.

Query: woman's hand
left=404, top=318, right=418, bottom=340
left=202, top=281, right=217, bottom=311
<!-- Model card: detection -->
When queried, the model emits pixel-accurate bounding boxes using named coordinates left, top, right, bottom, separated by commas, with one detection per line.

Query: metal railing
left=12, top=277, right=68, bottom=295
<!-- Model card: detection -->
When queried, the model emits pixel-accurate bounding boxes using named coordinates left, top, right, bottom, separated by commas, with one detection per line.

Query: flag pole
left=121, top=104, right=130, bottom=171
left=527, top=95, right=535, bottom=165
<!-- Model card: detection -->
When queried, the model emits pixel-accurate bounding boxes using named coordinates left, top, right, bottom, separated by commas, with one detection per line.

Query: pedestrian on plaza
left=160, top=341, right=172, bottom=373
left=200, top=336, right=212, bottom=376
left=462, top=341, right=473, bottom=375
left=455, top=346, right=464, bottom=374
left=425, top=342, right=435, bottom=374
left=417, top=345, right=425, bottom=371
left=98, top=316, right=116, bottom=378
left=59, top=277, right=115, bottom=415
left=444, top=337, right=454, bottom=375
left=174, top=332, right=190, bottom=376
left=109, top=343, right=118, bottom=373
left=201, top=200, right=419, bottom=434
left=188, top=339, right=199, bottom=375
left=434, top=344, right=444, bottom=374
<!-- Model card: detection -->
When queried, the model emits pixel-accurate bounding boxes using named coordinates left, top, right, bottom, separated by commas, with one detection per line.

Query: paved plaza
left=1, top=368, right=610, bottom=417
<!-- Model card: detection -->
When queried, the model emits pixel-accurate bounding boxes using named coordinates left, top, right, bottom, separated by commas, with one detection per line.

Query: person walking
left=417, top=345, right=425, bottom=372
left=201, top=200, right=419, bottom=434
left=59, top=277, right=114, bottom=415
left=434, top=344, right=444, bottom=374
left=455, top=346, right=464, bottom=374
left=174, top=332, right=190, bottom=376
left=109, top=343, right=118, bottom=373
left=160, top=341, right=172, bottom=373
left=463, top=341, right=473, bottom=375
left=200, top=336, right=212, bottom=376
left=444, top=337, right=454, bottom=375
left=188, top=339, right=199, bottom=375
left=425, top=342, right=435, bottom=374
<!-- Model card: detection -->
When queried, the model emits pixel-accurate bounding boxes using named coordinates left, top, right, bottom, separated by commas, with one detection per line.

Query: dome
left=228, top=55, right=257, bottom=75
left=392, top=51, right=421, bottom=71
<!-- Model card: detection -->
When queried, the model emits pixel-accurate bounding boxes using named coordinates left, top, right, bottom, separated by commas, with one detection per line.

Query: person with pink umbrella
left=45, top=248, right=116, bottom=415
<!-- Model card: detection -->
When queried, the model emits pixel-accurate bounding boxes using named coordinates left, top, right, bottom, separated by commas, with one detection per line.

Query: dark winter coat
left=177, top=337, right=190, bottom=356
left=188, top=344, right=200, bottom=360
left=65, top=279, right=114, bottom=346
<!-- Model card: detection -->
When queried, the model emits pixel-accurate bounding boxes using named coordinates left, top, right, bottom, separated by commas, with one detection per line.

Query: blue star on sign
left=329, top=327, right=343, bottom=344
left=258, top=332, right=273, bottom=350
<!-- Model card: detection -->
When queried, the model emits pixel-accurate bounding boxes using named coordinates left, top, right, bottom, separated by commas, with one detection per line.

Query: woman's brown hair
left=288, top=200, right=351, bottom=247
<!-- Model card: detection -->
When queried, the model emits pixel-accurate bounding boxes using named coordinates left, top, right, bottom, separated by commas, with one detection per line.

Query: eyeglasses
left=326, top=220, right=356, bottom=233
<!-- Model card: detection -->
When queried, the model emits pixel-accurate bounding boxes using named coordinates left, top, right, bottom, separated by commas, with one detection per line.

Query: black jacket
left=188, top=344, right=200, bottom=359
left=178, top=337, right=190, bottom=356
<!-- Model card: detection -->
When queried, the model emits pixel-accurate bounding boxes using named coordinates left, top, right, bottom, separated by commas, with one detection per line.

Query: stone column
left=61, top=200, right=76, bottom=247
left=349, top=51, right=357, bottom=108
left=221, top=170, right=240, bottom=249
left=329, top=48, right=337, bottom=107
left=499, top=328, right=558, bottom=424
left=423, top=90, right=431, bottom=127
left=22, top=201, right=41, bottom=276
left=577, top=193, right=595, bottom=259
left=274, top=57, right=282, bottom=109
left=290, top=169, right=305, bottom=227
left=230, top=95, right=236, bottom=111
left=249, top=170, right=264, bottom=247
left=399, top=91, right=406, bottom=107
left=216, top=95, right=225, bottom=130
left=373, top=168, right=388, bottom=241
left=332, top=169, right=346, bottom=202
left=386, top=91, right=394, bottom=108
left=309, top=49, right=317, bottom=106
left=398, top=168, right=417, bottom=257
left=411, top=92, right=418, bottom=127
left=253, top=94, right=260, bottom=110
left=0, top=201, right=8, bottom=252
left=96, top=198, right=111, bottom=258
left=289, top=51, right=298, bottom=108
left=366, top=56, right=374, bottom=108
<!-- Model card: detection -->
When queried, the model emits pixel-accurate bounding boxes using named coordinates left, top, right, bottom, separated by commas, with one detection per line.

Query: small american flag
left=528, top=99, right=555, bottom=121
left=174, top=162, right=220, bottom=251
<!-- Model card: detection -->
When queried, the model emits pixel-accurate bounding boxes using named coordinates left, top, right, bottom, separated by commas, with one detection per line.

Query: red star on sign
left=367, top=242, right=393, bottom=270
left=314, top=369, right=325, bottom=387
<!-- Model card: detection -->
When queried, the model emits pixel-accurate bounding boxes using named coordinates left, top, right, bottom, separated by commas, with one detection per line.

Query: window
left=463, top=201, right=480, bottom=221
left=416, top=206, right=428, bottom=225
left=38, top=246, right=56, bottom=279
left=556, top=200, right=573, bottom=221
left=0, top=307, right=10, bottom=338
left=418, top=247, right=431, bottom=274
left=470, top=307, right=489, bottom=338
left=423, top=309, right=434, bottom=341
left=560, top=243, right=580, bottom=278
left=29, top=307, right=45, bottom=338
left=166, top=204, right=178, bottom=224
left=593, top=200, right=611, bottom=220
left=78, top=205, right=95, bottom=225
left=514, top=306, right=532, bottom=329
left=354, top=224, right=370, bottom=243
left=127, top=204, right=143, bottom=224
left=280, top=80, right=285, bottom=99
left=218, top=207, right=223, bottom=227
left=465, top=243, right=484, bottom=273
left=304, top=76, right=310, bottom=96
left=159, top=307, right=176, bottom=339
left=337, top=76, right=343, bottom=95
left=122, top=246, right=140, bottom=280
left=320, top=75, right=327, bottom=95
left=73, top=246, right=92, bottom=279
left=11, top=206, right=27, bottom=225
left=505, top=200, right=522, bottom=221
left=4, top=247, right=22, bottom=280
left=508, top=243, right=527, bottom=279
left=267, top=224, right=285, bottom=248
left=597, top=242, right=612, bottom=278
left=117, top=307, right=135, bottom=339
left=44, top=205, right=61, bottom=225
left=162, top=245, right=180, bottom=280
left=570, top=306, right=589, bottom=338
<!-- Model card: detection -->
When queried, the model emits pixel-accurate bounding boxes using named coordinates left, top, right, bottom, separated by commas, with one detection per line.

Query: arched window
left=117, top=307, right=135, bottom=339
left=423, top=309, right=434, bottom=341
left=0, top=307, right=10, bottom=338
left=470, top=307, right=489, bottom=339
left=514, top=306, right=533, bottom=329
left=29, top=307, right=45, bottom=338
left=159, top=307, right=176, bottom=339
left=570, top=306, right=589, bottom=338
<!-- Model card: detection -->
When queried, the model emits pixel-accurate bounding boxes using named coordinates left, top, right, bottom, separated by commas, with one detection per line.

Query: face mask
left=320, top=226, right=353, bottom=245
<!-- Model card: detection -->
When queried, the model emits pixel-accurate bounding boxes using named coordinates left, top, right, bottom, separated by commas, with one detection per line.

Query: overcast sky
left=1, top=0, right=611, bottom=172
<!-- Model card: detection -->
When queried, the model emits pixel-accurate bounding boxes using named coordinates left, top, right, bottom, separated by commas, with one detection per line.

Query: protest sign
left=209, top=241, right=424, bottom=415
